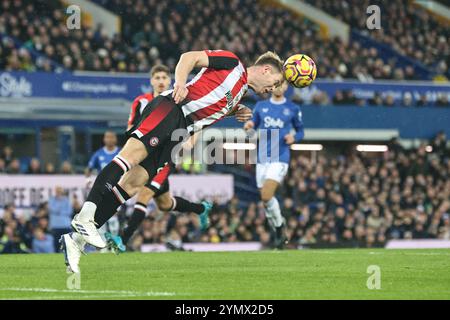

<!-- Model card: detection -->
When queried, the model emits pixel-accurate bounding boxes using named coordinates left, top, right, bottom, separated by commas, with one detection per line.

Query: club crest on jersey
left=149, top=137, right=159, bottom=147
left=283, top=108, right=290, bottom=116
left=262, top=108, right=269, bottom=113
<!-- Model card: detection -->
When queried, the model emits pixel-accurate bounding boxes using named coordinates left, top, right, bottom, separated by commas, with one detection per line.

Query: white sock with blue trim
left=264, top=197, right=283, bottom=228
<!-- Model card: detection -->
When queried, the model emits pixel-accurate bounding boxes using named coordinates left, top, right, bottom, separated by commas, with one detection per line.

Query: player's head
left=271, top=79, right=289, bottom=98
left=150, top=64, right=171, bottom=95
left=248, top=51, right=284, bottom=94
left=103, top=131, right=117, bottom=149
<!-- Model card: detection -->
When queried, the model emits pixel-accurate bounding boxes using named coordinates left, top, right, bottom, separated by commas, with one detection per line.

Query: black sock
left=122, top=202, right=148, bottom=244
left=86, top=156, right=130, bottom=206
left=172, top=196, right=205, bottom=214
left=94, top=184, right=130, bottom=228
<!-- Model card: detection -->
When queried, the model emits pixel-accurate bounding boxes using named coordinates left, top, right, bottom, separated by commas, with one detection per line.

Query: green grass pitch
left=0, top=249, right=449, bottom=299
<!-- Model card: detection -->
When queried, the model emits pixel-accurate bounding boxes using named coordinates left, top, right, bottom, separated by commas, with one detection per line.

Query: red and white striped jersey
left=128, top=92, right=154, bottom=127
left=164, top=50, right=248, bottom=133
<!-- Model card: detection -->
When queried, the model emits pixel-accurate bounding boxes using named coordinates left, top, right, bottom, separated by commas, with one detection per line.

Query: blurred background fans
left=0, top=0, right=449, bottom=254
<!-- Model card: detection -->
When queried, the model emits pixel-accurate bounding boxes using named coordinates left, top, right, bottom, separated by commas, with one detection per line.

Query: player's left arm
left=285, top=105, right=305, bottom=145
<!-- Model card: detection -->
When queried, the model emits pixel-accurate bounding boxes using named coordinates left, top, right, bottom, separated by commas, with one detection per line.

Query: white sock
left=77, top=201, right=97, bottom=221
left=71, top=232, right=86, bottom=250
left=264, top=197, right=283, bottom=228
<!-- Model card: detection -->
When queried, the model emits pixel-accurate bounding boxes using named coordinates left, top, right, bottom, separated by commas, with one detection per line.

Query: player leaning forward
left=62, top=49, right=284, bottom=272
left=244, top=80, right=304, bottom=249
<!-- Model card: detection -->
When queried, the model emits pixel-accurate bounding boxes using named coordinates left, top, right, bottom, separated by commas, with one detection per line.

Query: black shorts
left=128, top=95, right=186, bottom=194
left=140, top=158, right=172, bottom=196
left=129, top=95, right=187, bottom=154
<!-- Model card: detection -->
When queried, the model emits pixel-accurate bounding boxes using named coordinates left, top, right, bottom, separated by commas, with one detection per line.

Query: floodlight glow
left=356, top=145, right=388, bottom=152
left=290, top=144, right=323, bottom=151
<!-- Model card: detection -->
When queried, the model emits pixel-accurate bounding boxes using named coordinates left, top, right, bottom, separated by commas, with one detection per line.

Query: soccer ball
left=283, top=54, right=317, bottom=88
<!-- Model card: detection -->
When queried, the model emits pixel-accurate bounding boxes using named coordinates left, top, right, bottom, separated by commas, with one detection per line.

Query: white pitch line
left=0, top=287, right=176, bottom=297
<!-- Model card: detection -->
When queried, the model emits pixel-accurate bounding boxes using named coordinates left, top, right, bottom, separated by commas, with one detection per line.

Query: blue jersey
left=252, top=97, right=304, bottom=164
left=88, top=147, right=120, bottom=172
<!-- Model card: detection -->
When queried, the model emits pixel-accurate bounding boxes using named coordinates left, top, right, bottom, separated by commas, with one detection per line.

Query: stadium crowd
left=1, top=132, right=449, bottom=253
left=305, top=0, right=450, bottom=79
left=292, top=90, right=450, bottom=108
left=0, top=0, right=446, bottom=81
left=0, top=146, right=74, bottom=174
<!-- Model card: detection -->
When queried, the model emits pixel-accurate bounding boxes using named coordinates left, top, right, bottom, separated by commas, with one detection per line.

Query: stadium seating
left=2, top=0, right=445, bottom=81
left=1, top=0, right=449, bottom=254
left=1, top=133, right=449, bottom=252
left=305, top=0, right=450, bottom=79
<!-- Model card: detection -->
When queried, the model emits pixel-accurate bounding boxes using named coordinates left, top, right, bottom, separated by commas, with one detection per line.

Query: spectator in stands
left=1, top=146, right=13, bottom=166
left=1, top=226, right=29, bottom=254
left=0, top=158, right=6, bottom=173
left=431, top=131, right=448, bottom=160
left=368, top=92, right=383, bottom=106
left=416, top=94, right=430, bottom=107
left=60, top=161, right=74, bottom=174
left=311, top=91, right=330, bottom=106
left=44, top=162, right=56, bottom=174
left=388, top=137, right=404, bottom=156
left=435, top=94, right=449, bottom=107
left=0, top=203, right=29, bottom=254
left=402, top=92, right=414, bottom=107
left=7, top=158, right=21, bottom=174
left=27, top=157, right=42, bottom=174
left=342, top=90, right=358, bottom=105
left=48, top=186, right=73, bottom=251
left=384, top=94, right=396, bottom=107
left=32, top=228, right=55, bottom=253
left=332, top=90, right=346, bottom=105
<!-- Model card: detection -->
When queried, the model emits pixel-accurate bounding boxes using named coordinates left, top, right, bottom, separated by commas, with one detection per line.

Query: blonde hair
left=254, top=51, right=283, bottom=73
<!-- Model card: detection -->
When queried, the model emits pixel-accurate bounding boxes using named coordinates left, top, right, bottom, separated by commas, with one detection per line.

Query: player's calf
left=81, top=138, right=146, bottom=220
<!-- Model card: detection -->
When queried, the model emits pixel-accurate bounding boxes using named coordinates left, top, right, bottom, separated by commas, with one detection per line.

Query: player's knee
left=118, top=181, right=139, bottom=197
left=137, top=187, right=154, bottom=204
left=156, top=197, right=173, bottom=211
left=260, top=189, right=273, bottom=203
left=119, top=139, right=148, bottom=167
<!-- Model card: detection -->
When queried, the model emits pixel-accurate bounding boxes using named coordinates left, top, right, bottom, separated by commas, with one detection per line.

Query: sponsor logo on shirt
left=263, top=116, right=284, bottom=128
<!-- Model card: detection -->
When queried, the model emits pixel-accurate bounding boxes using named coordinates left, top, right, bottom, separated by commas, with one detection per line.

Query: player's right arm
left=172, top=50, right=240, bottom=103
left=173, top=51, right=208, bottom=103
